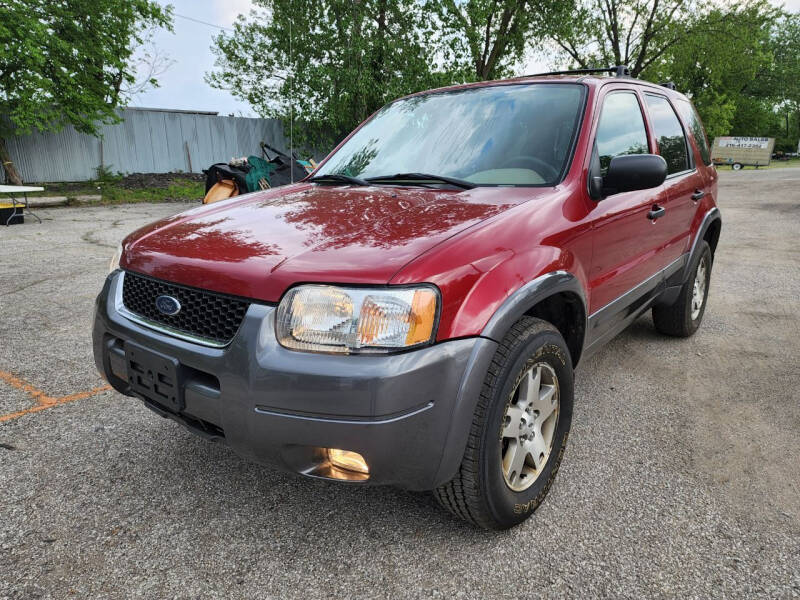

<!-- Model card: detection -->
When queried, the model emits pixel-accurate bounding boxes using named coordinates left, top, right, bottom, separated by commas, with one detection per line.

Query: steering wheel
left=506, top=155, right=559, bottom=182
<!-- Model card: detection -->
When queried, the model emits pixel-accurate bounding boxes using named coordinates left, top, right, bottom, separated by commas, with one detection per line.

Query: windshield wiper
left=365, top=172, right=476, bottom=190
left=307, top=173, right=370, bottom=186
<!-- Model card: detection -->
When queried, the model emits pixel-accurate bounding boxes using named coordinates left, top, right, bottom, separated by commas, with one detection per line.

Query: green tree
left=643, top=2, right=779, bottom=139
left=548, top=0, right=709, bottom=77
left=741, top=13, right=800, bottom=150
left=0, top=0, right=173, bottom=184
left=548, top=0, right=776, bottom=80
left=545, top=0, right=792, bottom=143
left=427, top=0, right=575, bottom=81
left=208, top=0, right=453, bottom=150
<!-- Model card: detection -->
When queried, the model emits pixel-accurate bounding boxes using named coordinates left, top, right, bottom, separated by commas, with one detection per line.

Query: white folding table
left=0, top=185, right=44, bottom=226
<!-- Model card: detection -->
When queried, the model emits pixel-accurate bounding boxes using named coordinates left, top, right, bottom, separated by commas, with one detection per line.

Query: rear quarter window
left=675, top=99, right=712, bottom=166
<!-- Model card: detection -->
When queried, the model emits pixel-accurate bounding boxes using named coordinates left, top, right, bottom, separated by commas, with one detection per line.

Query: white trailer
left=711, top=137, right=775, bottom=170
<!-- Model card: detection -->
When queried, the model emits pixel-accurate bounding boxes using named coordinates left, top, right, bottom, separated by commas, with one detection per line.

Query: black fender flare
left=481, top=270, right=587, bottom=362
left=432, top=271, right=587, bottom=487
left=684, top=207, right=721, bottom=282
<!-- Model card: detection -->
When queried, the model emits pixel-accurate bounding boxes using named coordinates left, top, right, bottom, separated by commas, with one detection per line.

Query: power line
left=173, top=12, right=233, bottom=32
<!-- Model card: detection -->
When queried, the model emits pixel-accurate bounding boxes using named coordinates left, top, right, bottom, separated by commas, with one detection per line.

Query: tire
left=652, top=241, right=712, bottom=337
left=732, top=163, right=743, bottom=171
left=434, top=317, right=574, bottom=530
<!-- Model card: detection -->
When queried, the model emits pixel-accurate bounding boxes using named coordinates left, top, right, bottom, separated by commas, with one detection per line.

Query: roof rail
left=660, top=81, right=677, bottom=90
left=525, top=65, right=631, bottom=78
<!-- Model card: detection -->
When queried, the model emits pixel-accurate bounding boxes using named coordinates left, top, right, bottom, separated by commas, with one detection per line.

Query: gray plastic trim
left=480, top=270, right=587, bottom=345
left=685, top=207, right=721, bottom=282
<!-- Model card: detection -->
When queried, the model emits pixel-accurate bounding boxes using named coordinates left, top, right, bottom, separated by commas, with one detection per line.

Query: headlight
left=276, top=284, right=439, bottom=354
left=109, top=243, right=123, bottom=273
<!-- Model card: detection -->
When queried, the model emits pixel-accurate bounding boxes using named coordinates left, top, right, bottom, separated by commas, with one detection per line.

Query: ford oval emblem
left=155, top=295, right=181, bottom=316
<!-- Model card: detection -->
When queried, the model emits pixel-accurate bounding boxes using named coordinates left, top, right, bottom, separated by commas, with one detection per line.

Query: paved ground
left=1, top=170, right=798, bottom=599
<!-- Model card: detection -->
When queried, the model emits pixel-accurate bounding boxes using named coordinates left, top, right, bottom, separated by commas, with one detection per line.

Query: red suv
left=93, top=67, right=721, bottom=529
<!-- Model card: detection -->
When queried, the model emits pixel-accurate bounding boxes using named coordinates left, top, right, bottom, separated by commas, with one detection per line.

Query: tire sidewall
left=480, top=328, right=574, bottom=528
left=683, top=242, right=712, bottom=333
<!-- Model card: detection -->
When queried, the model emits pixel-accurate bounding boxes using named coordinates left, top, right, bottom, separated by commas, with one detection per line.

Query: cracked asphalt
left=1, top=170, right=799, bottom=599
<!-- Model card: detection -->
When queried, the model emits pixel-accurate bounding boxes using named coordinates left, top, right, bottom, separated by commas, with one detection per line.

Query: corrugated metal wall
left=0, top=108, right=298, bottom=183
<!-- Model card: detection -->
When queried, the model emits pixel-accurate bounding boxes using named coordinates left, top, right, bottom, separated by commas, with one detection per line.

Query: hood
left=121, top=183, right=527, bottom=302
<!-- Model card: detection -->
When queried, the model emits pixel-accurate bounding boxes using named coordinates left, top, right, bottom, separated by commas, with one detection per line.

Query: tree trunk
left=0, top=137, right=22, bottom=185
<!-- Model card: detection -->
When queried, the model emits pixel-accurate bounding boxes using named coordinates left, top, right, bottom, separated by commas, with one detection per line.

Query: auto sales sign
left=711, top=136, right=775, bottom=168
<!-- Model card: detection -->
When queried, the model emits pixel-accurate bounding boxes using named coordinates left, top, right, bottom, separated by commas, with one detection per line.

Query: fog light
left=328, top=449, right=369, bottom=475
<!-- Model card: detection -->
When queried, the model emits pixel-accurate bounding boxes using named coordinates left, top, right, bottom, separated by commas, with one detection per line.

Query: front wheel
left=434, top=317, right=574, bottom=529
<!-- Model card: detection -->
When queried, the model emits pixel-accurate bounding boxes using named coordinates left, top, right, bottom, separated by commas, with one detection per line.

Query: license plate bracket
left=125, top=341, right=184, bottom=413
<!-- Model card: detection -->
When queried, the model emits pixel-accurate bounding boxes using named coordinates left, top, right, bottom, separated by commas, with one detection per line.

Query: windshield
left=315, top=83, right=586, bottom=186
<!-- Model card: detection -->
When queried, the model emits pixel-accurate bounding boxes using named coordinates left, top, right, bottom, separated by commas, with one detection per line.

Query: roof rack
left=526, top=65, right=631, bottom=78
left=524, top=65, right=680, bottom=91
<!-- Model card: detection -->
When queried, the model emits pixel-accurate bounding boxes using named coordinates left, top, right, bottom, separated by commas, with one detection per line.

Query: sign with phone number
left=716, top=137, right=771, bottom=149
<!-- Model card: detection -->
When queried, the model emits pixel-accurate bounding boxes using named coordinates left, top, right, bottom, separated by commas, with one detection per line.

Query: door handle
left=691, top=189, right=705, bottom=201
left=648, top=205, right=666, bottom=220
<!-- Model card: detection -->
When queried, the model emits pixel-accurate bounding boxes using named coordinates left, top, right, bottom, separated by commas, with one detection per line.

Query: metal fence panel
left=0, top=108, right=301, bottom=183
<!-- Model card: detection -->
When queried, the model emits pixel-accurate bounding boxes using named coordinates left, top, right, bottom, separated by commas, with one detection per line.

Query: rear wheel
left=732, top=162, right=743, bottom=171
left=434, top=317, right=573, bottom=530
left=652, top=241, right=712, bottom=337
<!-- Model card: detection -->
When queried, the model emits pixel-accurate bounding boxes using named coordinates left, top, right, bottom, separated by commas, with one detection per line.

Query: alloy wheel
left=691, top=256, right=708, bottom=320
left=500, top=363, right=560, bottom=492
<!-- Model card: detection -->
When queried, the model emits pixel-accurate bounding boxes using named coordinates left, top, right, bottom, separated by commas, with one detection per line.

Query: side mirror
left=599, top=154, right=667, bottom=198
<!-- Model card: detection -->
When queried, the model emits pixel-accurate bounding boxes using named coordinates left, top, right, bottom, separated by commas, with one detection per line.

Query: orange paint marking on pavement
left=0, top=369, right=50, bottom=402
left=0, top=369, right=111, bottom=423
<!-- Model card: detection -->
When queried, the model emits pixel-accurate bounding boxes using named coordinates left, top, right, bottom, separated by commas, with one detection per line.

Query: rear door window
left=595, top=92, right=649, bottom=175
left=675, top=99, right=712, bottom=166
left=645, top=94, right=690, bottom=175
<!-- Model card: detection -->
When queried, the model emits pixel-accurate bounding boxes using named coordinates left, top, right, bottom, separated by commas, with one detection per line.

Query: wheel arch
left=703, top=216, right=722, bottom=256
left=430, top=270, right=588, bottom=488
left=481, top=271, right=587, bottom=368
left=685, top=207, right=721, bottom=281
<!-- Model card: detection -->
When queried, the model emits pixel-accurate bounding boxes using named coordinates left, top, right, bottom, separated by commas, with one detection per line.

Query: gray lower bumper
left=92, top=271, right=497, bottom=490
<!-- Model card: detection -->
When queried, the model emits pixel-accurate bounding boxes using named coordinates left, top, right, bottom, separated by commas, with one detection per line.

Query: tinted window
left=316, top=83, right=585, bottom=186
left=645, top=95, right=689, bottom=175
left=595, top=92, right=649, bottom=175
left=676, top=99, right=712, bottom=165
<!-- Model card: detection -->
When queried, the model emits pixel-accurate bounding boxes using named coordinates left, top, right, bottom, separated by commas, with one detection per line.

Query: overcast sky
left=130, top=0, right=256, bottom=115
left=132, top=0, right=800, bottom=116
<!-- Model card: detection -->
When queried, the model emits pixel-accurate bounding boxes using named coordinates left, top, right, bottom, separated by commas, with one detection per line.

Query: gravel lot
left=1, top=169, right=798, bottom=599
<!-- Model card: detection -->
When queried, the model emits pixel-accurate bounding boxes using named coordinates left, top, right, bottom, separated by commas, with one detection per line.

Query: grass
left=98, top=180, right=205, bottom=204
left=762, top=157, right=800, bottom=169
left=27, top=176, right=205, bottom=205
left=31, top=185, right=98, bottom=197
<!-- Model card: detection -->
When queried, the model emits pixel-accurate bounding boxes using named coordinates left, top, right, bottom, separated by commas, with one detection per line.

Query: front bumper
left=93, top=271, right=497, bottom=490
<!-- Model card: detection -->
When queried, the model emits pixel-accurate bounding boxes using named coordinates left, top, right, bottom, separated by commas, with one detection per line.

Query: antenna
left=289, top=12, right=294, bottom=183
